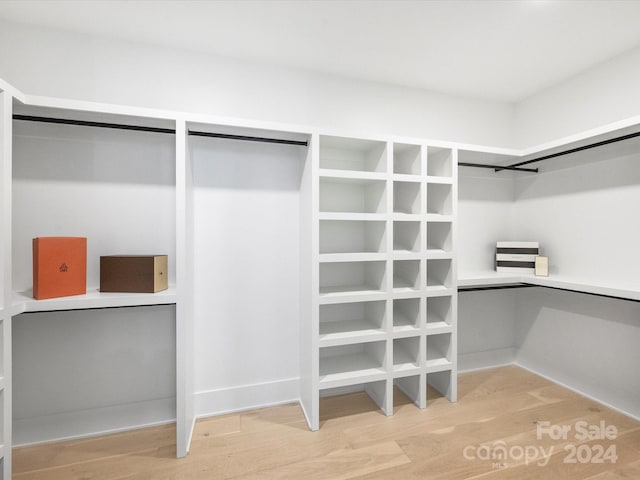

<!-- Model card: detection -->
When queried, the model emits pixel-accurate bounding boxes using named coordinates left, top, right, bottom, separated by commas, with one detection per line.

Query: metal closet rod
left=496, top=129, right=640, bottom=172
left=12, top=114, right=309, bottom=146
left=459, top=283, right=640, bottom=303
left=188, top=130, right=308, bottom=146
left=458, top=162, right=538, bottom=173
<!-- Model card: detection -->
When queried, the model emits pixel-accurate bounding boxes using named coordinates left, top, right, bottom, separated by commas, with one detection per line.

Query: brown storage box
left=100, top=255, right=168, bottom=293
left=33, top=237, right=87, bottom=300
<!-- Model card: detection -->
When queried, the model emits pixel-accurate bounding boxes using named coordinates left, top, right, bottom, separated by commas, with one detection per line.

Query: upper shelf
left=458, top=271, right=640, bottom=302
left=12, top=287, right=178, bottom=314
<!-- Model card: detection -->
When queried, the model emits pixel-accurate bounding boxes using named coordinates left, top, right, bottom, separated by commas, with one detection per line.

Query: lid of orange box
left=33, top=237, right=87, bottom=300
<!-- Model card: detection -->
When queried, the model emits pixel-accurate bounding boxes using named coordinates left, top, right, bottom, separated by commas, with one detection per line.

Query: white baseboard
left=195, top=377, right=299, bottom=419
left=13, top=397, right=176, bottom=447
left=514, top=361, right=640, bottom=423
left=459, top=347, right=517, bottom=372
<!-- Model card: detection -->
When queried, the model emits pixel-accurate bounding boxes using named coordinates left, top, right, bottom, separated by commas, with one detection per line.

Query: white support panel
left=175, top=117, right=195, bottom=458
left=0, top=90, right=12, bottom=480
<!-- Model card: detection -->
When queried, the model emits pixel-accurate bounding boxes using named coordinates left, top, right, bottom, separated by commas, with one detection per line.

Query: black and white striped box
left=495, top=241, right=539, bottom=274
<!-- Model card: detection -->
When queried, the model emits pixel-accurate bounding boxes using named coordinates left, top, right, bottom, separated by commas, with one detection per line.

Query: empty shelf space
left=393, top=336, right=421, bottom=372
left=426, top=333, right=453, bottom=372
left=427, top=258, right=453, bottom=290
left=320, top=219, right=386, bottom=255
left=427, top=146, right=453, bottom=177
left=393, top=220, right=421, bottom=254
left=393, top=297, right=421, bottom=334
left=319, top=301, right=387, bottom=347
left=426, top=221, right=452, bottom=253
left=427, top=295, right=452, bottom=329
left=319, top=261, right=387, bottom=298
left=393, top=181, right=421, bottom=215
left=320, top=177, right=387, bottom=214
left=393, top=260, right=421, bottom=293
left=426, top=183, right=453, bottom=216
left=319, top=342, right=387, bottom=388
left=320, top=135, right=387, bottom=173
left=393, top=143, right=422, bottom=175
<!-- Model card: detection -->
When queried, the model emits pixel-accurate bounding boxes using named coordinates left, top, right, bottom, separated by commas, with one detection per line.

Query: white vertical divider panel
left=382, top=141, right=394, bottom=416
left=450, top=149, right=459, bottom=402
left=418, top=144, right=429, bottom=409
left=300, top=133, right=319, bottom=431
left=175, top=118, right=195, bottom=457
left=0, top=90, right=13, bottom=479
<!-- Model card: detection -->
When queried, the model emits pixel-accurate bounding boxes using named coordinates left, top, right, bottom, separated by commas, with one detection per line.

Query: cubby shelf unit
left=301, top=135, right=458, bottom=431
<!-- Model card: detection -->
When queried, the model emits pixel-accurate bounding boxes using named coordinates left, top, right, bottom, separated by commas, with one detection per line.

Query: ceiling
left=1, top=0, right=640, bottom=103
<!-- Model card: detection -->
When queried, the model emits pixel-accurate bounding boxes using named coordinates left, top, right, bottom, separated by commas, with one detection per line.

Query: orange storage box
left=33, top=237, right=87, bottom=300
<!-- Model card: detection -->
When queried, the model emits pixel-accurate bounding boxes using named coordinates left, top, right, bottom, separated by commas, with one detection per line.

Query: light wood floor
left=13, top=366, right=640, bottom=479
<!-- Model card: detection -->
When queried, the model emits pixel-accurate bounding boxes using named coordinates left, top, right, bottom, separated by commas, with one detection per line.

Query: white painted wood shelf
left=458, top=272, right=640, bottom=302
left=13, top=287, right=177, bottom=313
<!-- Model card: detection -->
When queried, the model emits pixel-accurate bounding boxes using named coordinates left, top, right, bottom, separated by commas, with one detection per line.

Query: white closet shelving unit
left=300, top=135, right=458, bottom=430
left=0, top=78, right=195, bottom=479
left=2, top=73, right=637, bottom=480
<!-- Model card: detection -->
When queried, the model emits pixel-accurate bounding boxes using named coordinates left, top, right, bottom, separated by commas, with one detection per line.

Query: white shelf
left=426, top=286, right=454, bottom=297
left=426, top=176, right=453, bottom=184
left=458, top=271, right=640, bottom=302
left=319, top=253, right=386, bottom=263
left=426, top=321, right=452, bottom=335
left=425, top=356, right=453, bottom=373
left=319, top=212, right=387, bottom=222
left=393, top=348, right=420, bottom=373
left=13, top=287, right=177, bottom=313
left=426, top=214, right=453, bottom=222
left=318, top=352, right=386, bottom=389
left=319, top=169, right=387, bottom=181
left=392, top=173, right=422, bottom=182
left=319, top=319, right=386, bottom=347
left=426, top=249, right=452, bottom=260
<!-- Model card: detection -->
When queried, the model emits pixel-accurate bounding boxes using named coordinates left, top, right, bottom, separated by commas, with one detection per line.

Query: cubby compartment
left=427, top=146, right=453, bottom=177
left=393, top=221, right=421, bottom=254
left=426, top=295, right=452, bottom=332
left=426, top=333, right=453, bottom=371
left=319, top=261, right=386, bottom=296
left=426, top=258, right=452, bottom=291
left=319, top=341, right=387, bottom=388
left=320, top=220, right=386, bottom=254
left=320, top=136, right=387, bottom=173
left=393, top=336, right=421, bottom=373
left=319, top=301, right=387, bottom=346
left=393, top=297, right=421, bottom=333
left=393, top=143, right=421, bottom=175
left=393, top=181, right=421, bottom=214
left=320, top=177, right=386, bottom=214
left=426, top=183, right=452, bottom=216
left=394, top=375, right=422, bottom=408
left=393, top=260, right=420, bottom=292
left=426, top=221, right=452, bottom=254
left=427, top=370, right=455, bottom=404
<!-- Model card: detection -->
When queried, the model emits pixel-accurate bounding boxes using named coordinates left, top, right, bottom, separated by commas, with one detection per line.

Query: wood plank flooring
left=13, top=366, right=640, bottom=479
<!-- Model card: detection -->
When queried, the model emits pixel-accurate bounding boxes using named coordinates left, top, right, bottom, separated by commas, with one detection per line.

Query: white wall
left=515, top=288, right=640, bottom=420
left=513, top=138, right=640, bottom=285
left=514, top=45, right=640, bottom=148
left=457, top=167, right=516, bottom=274
left=0, top=19, right=513, bottom=148
left=190, top=136, right=304, bottom=416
